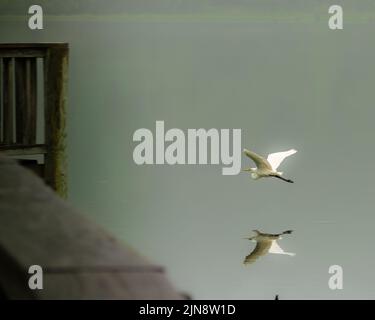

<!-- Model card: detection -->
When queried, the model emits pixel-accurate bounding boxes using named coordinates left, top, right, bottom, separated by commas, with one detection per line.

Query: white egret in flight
left=243, top=148, right=297, bottom=183
left=243, top=230, right=295, bottom=265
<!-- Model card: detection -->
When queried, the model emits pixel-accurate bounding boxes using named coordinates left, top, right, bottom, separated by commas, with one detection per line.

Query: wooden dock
left=0, top=156, right=183, bottom=299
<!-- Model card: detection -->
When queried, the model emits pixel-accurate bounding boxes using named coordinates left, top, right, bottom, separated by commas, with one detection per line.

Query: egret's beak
left=243, top=237, right=254, bottom=240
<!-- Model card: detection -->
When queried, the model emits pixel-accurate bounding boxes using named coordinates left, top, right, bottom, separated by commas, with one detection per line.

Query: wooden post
left=44, top=45, right=69, bottom=198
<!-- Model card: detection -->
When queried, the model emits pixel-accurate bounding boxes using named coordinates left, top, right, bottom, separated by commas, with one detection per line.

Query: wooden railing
left=0, top=43, right=69, bottom=198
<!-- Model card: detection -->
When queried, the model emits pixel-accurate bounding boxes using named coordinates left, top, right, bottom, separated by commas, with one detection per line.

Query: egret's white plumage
left=268, top=240, right=295, bottom=256
left=243, top=148, right=297, bottom=183
left=243, top=230, right=295, bottom=265
left=266, top=149, right=297, bottom=171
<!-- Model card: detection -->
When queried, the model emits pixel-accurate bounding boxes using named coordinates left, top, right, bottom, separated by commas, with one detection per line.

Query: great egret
left=243, top=230, right=295, bottom=265
left=243, top=148, right=297, bottom=183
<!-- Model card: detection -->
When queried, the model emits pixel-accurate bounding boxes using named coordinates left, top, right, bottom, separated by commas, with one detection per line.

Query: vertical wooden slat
left=0, top=58, right=3, bottom=143
left=44, top=45, right=69, bottom=198
left=27, top=58, right=37, bottom=144
left=15, top=58, right=37, bottom=144
left=15, top=58, right=26, bottom=143
left=2, top=58, right=14, bottom=144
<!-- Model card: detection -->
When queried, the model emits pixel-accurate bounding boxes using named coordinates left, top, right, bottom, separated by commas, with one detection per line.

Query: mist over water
left=2, top=1, right=375, bottom=299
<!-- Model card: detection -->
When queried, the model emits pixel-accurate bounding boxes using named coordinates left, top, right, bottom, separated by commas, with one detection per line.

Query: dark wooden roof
left=0, top=156, right=182, bottom=299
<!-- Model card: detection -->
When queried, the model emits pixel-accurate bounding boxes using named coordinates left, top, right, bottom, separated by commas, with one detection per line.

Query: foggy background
left=1, top=0, right=375, bottom=299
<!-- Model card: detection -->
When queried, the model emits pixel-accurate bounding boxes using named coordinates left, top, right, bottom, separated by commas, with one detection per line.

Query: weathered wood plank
left=0, top=49, right=45, bottom=58
left=0, top=156, right=154, bottom=268
left=43, top=46, right=69, bottom=198
left=0, top=43, right=67, bottom=49
left=0, top=157, right=183, bottom=299
left=44, top=265, right=165, bottom=273
left=0, top=143, right=46, bottom=156
left=0, top=245, right=34, bottom=299
left=40, top=272, right=183, bottom=300
left=0, top=44, right=68, bottom=58
left=2, top=58, right=14, bottom=144
left=0, top=44, right=67, bottom=58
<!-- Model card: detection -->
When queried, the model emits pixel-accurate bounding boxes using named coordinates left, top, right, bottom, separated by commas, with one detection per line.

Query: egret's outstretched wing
left=244, top=240, right=272, bottom=265
left=243, top=149, right=271, bottom=170
left=267, top=149, right=297, bottom=171
left=269, top=240, right=296, bottom=256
